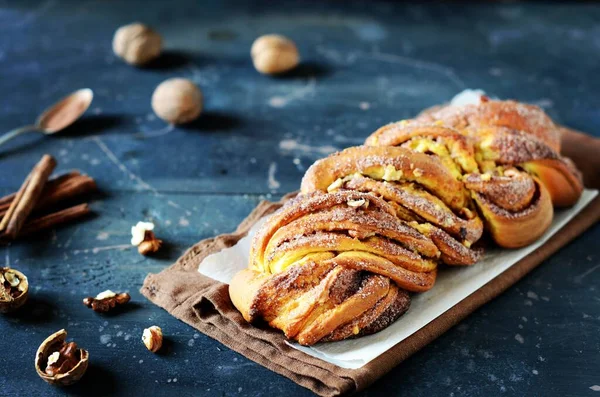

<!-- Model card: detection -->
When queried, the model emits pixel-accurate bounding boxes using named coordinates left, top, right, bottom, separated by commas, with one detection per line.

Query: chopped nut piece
left=137, top=231, right=162, bottom=255
left=131, top=221, right=155, bottom=246
left=83, top=291, right=130, bottom=313
left=347, top=198, right=367, bottom=208
left=0, top=267, right=28, bottom=313
left=327, top=178, right=344, bottom=193
left=131, top=222, right=162, bottom=255
left=142, top=326, right=163, bottom=353
left=35, top=329, right=89, bottom=386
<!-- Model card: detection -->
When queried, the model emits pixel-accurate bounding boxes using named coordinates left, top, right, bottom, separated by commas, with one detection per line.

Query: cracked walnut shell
left=35, top=329, right=89, bottom=386
left=0, top=267, right=28, bottom=313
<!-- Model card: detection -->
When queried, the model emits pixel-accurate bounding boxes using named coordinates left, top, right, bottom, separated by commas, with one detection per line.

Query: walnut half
left=0, top=267, right=29, bottom=313
left=131, top=221, right=162, bottom=255
left=83, top=290, right=130, bottom=313
left=35, top=329, right=89, bottom=386
left=142, top=325, right=163, bottom=353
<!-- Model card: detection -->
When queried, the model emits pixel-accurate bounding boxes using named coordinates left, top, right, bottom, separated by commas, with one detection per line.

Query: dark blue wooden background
left=0, top=1, right=598, bottom=396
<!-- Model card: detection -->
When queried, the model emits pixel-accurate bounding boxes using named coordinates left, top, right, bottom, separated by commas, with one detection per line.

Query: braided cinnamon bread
left=229, top=98, right=584, bottom=346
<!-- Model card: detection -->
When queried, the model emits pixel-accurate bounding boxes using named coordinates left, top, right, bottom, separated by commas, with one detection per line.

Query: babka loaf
left=229, top=98, right=584, bottom=346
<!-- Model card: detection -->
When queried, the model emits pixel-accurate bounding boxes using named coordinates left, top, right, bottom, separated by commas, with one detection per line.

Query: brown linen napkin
left=141, top=127, right=600, bottom=397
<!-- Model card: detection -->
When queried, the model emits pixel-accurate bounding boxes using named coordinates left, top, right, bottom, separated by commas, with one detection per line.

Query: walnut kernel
left=112, top=23, right=162, bottom=66
left=83, top=290, right=130, bottom=312
left=131, top=221, right=155, bottom=246
left=35, top=329, right=89, bottom=386
left=142, top=325, right=163, bottom=353
left=0, top=267, right=28, bottom=313
left=131, top=221, right=162, bottom=255
left=137, top=232, right=162, bottom=255
left=151, top=78, right=203, bottom=124
left=251, top=34, right=299, bottom=75
left=347, top=198, right=367, bottom=208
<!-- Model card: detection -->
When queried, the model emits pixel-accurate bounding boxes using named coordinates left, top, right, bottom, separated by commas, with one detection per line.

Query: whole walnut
left=151, top=78, right=203, bottom=124
left=251, top=34, right=300, bottom=75
left=113, top=23, right=162, bottom=66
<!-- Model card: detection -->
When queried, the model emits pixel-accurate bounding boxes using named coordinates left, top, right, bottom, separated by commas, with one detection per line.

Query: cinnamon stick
left=0, top=173, right=95, bottom=218
left=0, top=173, right=32, bottom=232
left=0, top=155, right=57, bottom=239
left=0, top=203, right=90, bottom=240
left=0, top=171, right=80, bottom=209
left=18, top=203, right=90, bottom=237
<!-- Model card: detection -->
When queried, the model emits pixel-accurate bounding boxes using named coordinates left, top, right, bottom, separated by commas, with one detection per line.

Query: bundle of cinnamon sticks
left=0, top=154, right=96, bottom=241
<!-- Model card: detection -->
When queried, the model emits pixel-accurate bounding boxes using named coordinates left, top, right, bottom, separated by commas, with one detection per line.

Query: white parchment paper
left=199, top=190, right=597, bottom=369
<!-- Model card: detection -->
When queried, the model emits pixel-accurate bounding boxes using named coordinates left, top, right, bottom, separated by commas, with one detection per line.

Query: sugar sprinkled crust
left=229, top=98, right=584, bottom=346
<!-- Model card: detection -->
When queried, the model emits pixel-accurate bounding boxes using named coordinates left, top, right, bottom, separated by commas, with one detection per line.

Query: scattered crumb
left=96, top=232, right=110, bottom=240
left=100, top=334, right=112, bottom=344
left=515, top=334, right=524, bottom=344
left=268, top=96, right=286, bottom=108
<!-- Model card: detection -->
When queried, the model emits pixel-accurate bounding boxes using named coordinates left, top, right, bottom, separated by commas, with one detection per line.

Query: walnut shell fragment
left=0, top=267, right=29, bottom=313
left=35, top=329, right=89, bottom=386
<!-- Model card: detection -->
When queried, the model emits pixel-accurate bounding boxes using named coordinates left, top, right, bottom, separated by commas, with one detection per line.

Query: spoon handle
left=0, top=125, right=38, bottom=147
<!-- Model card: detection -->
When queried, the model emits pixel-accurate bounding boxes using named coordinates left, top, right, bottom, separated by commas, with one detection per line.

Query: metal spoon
left=0, top=88, right=94, bottom=147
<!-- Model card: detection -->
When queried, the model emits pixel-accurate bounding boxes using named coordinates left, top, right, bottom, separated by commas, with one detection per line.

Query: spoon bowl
left=37, top=88, right=94, bottom=134
left=0, top=88, right=94, bottom=147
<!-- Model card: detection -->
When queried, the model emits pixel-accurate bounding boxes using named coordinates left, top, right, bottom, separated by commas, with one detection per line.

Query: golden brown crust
left=230, top=98, right=584, bottom=346
left=471, top=177, right=553, bottom=248
left=417, top=98, right=561, bottom=152
left=301, top=145, right=470, bottom=211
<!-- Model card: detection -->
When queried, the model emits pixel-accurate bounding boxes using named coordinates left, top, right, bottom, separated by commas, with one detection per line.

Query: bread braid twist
left=229, top=99, right=583, bottom=345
